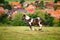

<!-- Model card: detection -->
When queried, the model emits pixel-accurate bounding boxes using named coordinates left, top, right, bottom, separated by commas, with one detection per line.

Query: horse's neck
left=25, top=15, right=30, bottom=20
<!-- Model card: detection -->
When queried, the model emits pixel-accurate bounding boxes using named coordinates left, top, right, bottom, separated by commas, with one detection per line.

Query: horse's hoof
left=38, top=29, right=42, bottom=31
left=34, top=29, right=37, bottom=31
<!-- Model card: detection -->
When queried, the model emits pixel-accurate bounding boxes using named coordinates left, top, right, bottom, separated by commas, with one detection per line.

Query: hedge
left=0, top=11, right=60, bottom=26
left=10, top=12, right=27, bottom=26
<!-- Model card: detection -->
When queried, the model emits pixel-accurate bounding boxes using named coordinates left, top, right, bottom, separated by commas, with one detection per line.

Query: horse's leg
left=29, top=25, right=32, bottom=30
left=29, top=22, right=34, bottom=30
left=38, top=21, right=42, bottom=30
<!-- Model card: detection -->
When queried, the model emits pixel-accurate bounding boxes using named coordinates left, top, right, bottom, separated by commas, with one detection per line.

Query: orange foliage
left=9, top=2, right=20, bottom=5
left=9, top=2, right=21, bottom=8
left=46, top=9, right=60, bottom=19
left=0, top=7, right=5, bottom=15
left=25, top=5, right=35, bottom=13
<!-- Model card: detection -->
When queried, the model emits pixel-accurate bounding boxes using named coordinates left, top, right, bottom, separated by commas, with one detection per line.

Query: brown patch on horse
left=32, top=19, right=39, bottom=25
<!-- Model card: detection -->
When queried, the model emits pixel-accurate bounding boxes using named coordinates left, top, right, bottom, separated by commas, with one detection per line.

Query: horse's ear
left=23, top=14, right=26, bottom=16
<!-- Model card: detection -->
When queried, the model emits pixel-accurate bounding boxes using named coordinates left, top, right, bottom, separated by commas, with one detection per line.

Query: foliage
left=35, top=10, right=46, bottom=20
left=0, top=10, right=60, bottom=26
left=27, top=13, right=38, bottom=18
left=54, top=5, right=57, bottom=10
left=27, top=11, right=46, bottom=25
left=37, top=1, right=44, bottom=9
left=53, top=19, right=60, bottom=26
left=54, top=0, right=60, bottom=3
left=45, top=14, right=54, bottom=26
left=0, top=0, right=5, bottom=3
left=0, top=0, right=12, bottom=10
left=27, top=11, right=59, bottom=26
left=54, top=5, right=60, bottom=10
left=20, top=0, right=25, bottom=8
left=3, top=1, right=12, bottom=10
left=5, top=0, right=54, bottom=2
left=54, top=0, right=57, bottom=3
left=20, top=0, right=25, bottom=4
left=0, top=13, right=10, bottom=24
left=20, top=0, right=25, bottom=7
left=10, top=12, right=27, bottom=26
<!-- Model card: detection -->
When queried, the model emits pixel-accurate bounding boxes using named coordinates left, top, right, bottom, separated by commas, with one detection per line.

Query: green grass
left=0, top=26, right=60, bottom=40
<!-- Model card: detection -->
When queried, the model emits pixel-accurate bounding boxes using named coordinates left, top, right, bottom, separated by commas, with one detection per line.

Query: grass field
left=0, top=26, right=60, bottom=40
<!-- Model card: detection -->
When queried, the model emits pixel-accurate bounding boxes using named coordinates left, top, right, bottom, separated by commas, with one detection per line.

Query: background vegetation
left=0, top=11, right=60, bottom=26
left=5, top=0, right=54, bottom=2
left=0, top=0, right=60, bottom=26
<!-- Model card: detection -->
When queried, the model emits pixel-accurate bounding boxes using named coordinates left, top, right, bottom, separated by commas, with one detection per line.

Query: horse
left=22, top=14, right=43, bottom=31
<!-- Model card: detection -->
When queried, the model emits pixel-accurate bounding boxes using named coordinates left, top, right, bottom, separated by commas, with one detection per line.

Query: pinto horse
left=22, top=14, right=43, bottom=31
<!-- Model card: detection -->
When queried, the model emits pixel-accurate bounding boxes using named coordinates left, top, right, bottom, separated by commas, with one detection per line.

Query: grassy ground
left=0, top=26, right=60, bottom=40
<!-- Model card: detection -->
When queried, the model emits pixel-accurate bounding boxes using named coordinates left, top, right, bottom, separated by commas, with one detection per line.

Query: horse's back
left=32, top=18, right=39, bottom=25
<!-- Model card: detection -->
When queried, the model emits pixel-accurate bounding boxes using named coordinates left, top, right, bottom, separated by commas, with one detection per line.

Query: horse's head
left=22, top=14, right=30, bottom=20
left=22, top=14, right=26, bottom=20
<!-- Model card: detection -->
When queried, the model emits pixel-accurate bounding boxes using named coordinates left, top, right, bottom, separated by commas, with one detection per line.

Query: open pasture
left=0, top=26, right=60, bottom=40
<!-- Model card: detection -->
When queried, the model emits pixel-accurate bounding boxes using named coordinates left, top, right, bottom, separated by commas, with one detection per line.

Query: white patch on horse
left=37, top=17, right=42, bottom=22
left=37, top=17, right=40, bottom=20
left=29, top=22, right=31, bottom=25
left=38, top=21, right=42, bottom=29
left=31, top=19, right=33, bottom=23
left=29, top=19, right=33, bottom=25
left=25, top=15, right=30, bottom=20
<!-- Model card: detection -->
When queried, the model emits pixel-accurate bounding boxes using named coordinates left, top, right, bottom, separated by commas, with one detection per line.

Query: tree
left=37, top=1, right=44, bottom=9
left=20, top=0, right=25, bottom=7
left=54, top=0, right=60, bottom=3
left=20, top=0, right=25, bottom=4
left=3, top=1, right=12, bottom=10
left=0, top=0, right=5, bottom=3
left=54, top=0, right=60, bottom=10
left=45, top=14, right=54, bottom=26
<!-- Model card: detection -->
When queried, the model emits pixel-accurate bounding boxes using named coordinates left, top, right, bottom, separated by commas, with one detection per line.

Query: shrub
left=54, top=0, right=60, bottom=3
left=0, top=13, right=10, bottom=24
left=0, top=10, right=60, bottom=26
left=20, top=0, right=25, bottom=8
left=0, top=0, right=5, bottom=3
left=3, top=1, right=12, bottom=10
left=37, top=1, right=44, bottom=9
left=10, top=11, right=46, bottom=26
left=33, top=11, right=54, bottom=26
left=35, top=10, right=46, bottom=20
left=45, top=14, right=54, bottom=26
left=27, top=10, right=46, bottom=20
left=54, top=5, right=60, bottom=10
left=27, top=13, right=38, bottom=18
left=20, top=0, right=25, bottom=4
left=10, top=12, right=27, bottom=26
left=8, top=11, right=60, bottom=26
left=53, top=19, right=60, bottom=26
left=27, top=10, right=46, bottom=25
